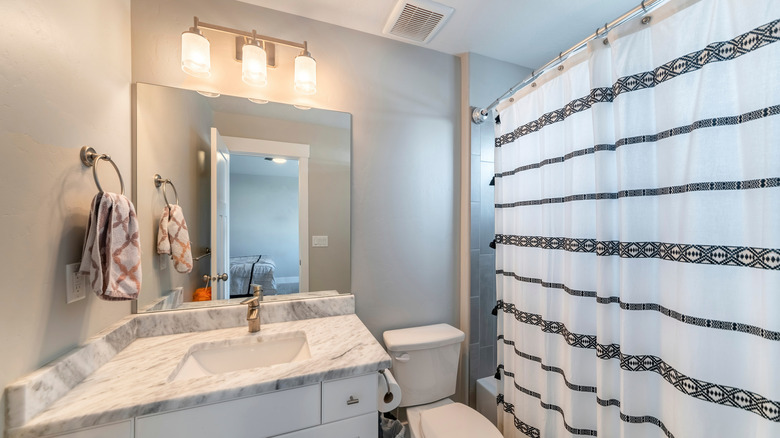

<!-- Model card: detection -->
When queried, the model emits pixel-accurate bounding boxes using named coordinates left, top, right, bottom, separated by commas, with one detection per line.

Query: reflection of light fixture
left=294, top=42, right=317, bottom=95
left=197, top=90, right=220, bottom=98
left=181, top=16, right=317, bottom=95
left=181, top=18, right=211, bottom=78
left=242, top=32, right=267, bottom=87
left=248, top=98, right=269, bottom=104
left=264, top=157, right=288, bottom=164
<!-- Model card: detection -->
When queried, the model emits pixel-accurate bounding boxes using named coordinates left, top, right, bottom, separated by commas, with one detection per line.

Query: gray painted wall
left=0, top=0, right=131, bottom=432
left=132, top=0, right=461, bottom=342
left=230, top=172, right=300, bottom=278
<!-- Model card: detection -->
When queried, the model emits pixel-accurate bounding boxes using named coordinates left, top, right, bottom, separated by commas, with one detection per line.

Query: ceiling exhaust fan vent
left=383, top=0, right=454, bottom=44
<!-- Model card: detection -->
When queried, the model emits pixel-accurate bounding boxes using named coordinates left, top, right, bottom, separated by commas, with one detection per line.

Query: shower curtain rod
left=471, top=0, right=667, bottom=124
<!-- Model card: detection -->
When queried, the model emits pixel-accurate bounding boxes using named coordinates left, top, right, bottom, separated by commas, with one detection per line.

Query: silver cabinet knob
left=346, top=396, right=359, bottom=405
left=216, top=273, right=228, bottom=281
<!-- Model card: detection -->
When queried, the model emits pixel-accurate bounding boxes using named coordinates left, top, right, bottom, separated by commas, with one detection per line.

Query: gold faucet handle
left=240, top=296, right=259, bottom=306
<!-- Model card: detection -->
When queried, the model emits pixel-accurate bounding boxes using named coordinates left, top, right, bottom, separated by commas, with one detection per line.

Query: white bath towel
left=157, top=204, right=193, bottom=273
left=79, top=192, right=142, bottom=301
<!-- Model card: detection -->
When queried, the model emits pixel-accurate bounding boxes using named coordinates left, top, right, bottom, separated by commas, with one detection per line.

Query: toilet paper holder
left=379, top=369, right=394, bottom=404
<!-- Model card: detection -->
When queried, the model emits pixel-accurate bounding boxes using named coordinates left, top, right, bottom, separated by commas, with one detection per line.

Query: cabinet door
left=273, top=412, right=377, bottom=438
left=321, top=373, right=377, bottom=423
left=135, top=384, right=320, bottom=438
left=44, top=420, right=133, bottom=438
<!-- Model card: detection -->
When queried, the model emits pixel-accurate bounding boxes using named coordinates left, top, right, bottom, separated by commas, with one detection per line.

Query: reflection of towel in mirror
left=79, top=192, right=142, bottom=301
left=157, top=204, right=193, bottom=273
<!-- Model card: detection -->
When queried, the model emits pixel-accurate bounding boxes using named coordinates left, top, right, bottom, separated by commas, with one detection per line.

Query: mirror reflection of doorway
left=229, top=154, right=300, bottom=297
left=219, top=136, right=310, bottom=299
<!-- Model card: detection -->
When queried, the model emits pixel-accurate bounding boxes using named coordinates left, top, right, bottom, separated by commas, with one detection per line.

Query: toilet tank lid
left=383, top=324, right=465, bottom=352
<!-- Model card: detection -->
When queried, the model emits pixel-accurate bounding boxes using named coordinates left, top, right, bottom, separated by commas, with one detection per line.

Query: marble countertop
left=6, top=304, right=391, bottom=438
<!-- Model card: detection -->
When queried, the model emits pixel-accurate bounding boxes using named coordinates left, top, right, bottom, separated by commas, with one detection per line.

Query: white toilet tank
left=383, top=324, right=465, bottom=407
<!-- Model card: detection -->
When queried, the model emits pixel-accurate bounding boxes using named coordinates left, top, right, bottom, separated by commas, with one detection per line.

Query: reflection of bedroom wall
left=229, top=172, right=300, bottom=278
left=214, top=112, right=350, bottom=295
left=136, top=84, right=212, bottom=304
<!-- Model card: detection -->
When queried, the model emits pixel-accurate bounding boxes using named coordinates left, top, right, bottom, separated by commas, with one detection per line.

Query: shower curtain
left=494, top=0, right=779, bottom=437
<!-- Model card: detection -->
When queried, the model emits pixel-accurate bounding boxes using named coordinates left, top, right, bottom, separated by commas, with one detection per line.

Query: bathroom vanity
left=4, top=295, right=391, bottom=438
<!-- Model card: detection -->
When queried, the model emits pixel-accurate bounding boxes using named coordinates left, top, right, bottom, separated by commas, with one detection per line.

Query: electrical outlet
left=65, top=263, right=87, bottom=304
left=159, top=254, right=168, bottom=270
left=312, top=235, right=328, bottom=247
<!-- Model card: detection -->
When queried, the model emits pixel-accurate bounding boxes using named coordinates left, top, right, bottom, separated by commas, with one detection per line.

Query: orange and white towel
left=157, top=204, right=193, bottom=273
left=79, top=192, right=142, bottom=301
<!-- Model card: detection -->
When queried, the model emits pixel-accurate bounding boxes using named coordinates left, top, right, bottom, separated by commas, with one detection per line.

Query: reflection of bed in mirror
left=229, top=255, right=302, bottom=297
left=229, top=255, right=277, bottom=297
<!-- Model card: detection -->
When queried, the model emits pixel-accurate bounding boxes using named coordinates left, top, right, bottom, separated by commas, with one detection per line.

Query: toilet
left=383, top=324, right=502, bottom=438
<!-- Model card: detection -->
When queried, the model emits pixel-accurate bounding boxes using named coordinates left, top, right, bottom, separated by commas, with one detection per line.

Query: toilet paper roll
left=377, top=369, right=402, bottom=412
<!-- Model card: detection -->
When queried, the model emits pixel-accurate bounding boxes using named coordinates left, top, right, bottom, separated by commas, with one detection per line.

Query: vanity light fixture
left=294, top=42, right=317, bottom=95
left=248, top=97, right=269, bottom=104
left=181, top=16, right=317, bottom=95
left=264, top=157, right=288, bottom=164
left=242, top=31, right=268, bottom=87
left=181, top=18, right=211, bottom=78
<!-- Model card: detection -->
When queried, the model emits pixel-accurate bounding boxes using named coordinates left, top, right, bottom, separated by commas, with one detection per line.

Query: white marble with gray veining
left=4, top=294, right=374, bottom=438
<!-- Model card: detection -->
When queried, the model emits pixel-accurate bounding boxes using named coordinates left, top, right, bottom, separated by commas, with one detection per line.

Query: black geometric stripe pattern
left=498, top=304, right=780, bottom=421
left=497, top=394, right=541, bottom=438
left=495, top=234, right=780, bottom=270
left=596, top=398, right=675, bottom=438
left=496, top=270, right=596, bottom=298
left=496, top=105, right=780, bottom=180
left=497, top=338, right=597, bottom=393
left=501, top=369, right=598, bottom=436
left=495, top=19, right=780, bottom=147
left=498, top=301, right=598, bottom=349
left=495, top=177, right=780, bottom=209
left=495, top=271, right=780, bottom=341
left=597, top=344, right=780, bottom=422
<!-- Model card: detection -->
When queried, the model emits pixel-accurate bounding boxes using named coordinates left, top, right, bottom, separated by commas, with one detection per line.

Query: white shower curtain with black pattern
left=493, top=0, right=779, bottom=437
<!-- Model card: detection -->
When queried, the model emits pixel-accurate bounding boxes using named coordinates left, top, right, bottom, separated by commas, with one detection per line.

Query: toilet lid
left=420, top=402, right=502, bottom=438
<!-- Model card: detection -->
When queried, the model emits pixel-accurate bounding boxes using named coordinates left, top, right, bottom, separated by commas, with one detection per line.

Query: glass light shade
left=242, top=43, right=268, bottom=87
left=271, top=158, right=288, bottom=164
left=181, top=31, right=211, bottom=78
left=294, top=54, right=317, bottom=95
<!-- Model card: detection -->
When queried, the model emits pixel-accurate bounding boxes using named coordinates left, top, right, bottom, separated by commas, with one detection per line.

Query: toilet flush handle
left=394, top=352, right=411, bottom=362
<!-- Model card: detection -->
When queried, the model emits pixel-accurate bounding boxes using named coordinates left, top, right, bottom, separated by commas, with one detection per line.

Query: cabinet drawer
left=321, top=373, right=377, bottom=423
left=44, top=420, right=133, bottom=438
left=136, top=384, right=320, bottom=438
left=274, top=412, right=377, bottom=438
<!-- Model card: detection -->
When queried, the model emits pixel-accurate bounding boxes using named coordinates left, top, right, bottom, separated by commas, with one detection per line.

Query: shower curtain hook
left=641, top=0, right=647, bottom=12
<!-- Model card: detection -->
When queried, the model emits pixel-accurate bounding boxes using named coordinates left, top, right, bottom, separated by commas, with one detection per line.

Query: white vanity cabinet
left=133, top=373, right=377, bottom=438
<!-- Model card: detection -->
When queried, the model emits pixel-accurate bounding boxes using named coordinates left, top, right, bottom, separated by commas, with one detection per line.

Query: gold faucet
left=240, top=284, right=263, bottom=333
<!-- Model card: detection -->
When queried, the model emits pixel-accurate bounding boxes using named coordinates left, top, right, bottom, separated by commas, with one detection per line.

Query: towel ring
left=80, top=146, right=125, bottom=195
left=154, top=174, right=179, bottom=211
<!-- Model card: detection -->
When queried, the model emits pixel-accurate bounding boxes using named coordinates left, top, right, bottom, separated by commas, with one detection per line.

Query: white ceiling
left=237, top=0, right=640, bottom=68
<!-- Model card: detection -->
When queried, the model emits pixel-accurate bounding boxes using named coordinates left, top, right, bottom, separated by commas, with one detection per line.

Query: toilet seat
left=420, top=402, right=502, bottom=438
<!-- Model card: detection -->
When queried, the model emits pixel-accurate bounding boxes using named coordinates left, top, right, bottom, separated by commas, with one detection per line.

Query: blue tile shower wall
left=468, top=121, right=497, bottom=408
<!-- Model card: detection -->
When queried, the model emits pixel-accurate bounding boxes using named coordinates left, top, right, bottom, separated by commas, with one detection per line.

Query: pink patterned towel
left=79, top=193, right=142, bottom=301
left=157, top=204, right=193, bottom=273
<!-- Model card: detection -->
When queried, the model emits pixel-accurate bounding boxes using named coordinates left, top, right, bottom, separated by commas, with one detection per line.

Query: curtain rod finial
left=472, top=107, right=489, bottom=125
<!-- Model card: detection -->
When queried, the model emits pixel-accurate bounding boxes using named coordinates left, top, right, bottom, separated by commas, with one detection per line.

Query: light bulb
left=294, top=52, right=316, bottom=95
left=242, top=42, right=268, bottom=87
left=272, top=158, right=287, bottom=164
left=181, top=30, right=210, bottom=78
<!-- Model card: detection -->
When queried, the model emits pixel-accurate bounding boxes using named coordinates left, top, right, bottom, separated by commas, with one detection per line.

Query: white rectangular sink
left=171, top=331, right=311, bottom=381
